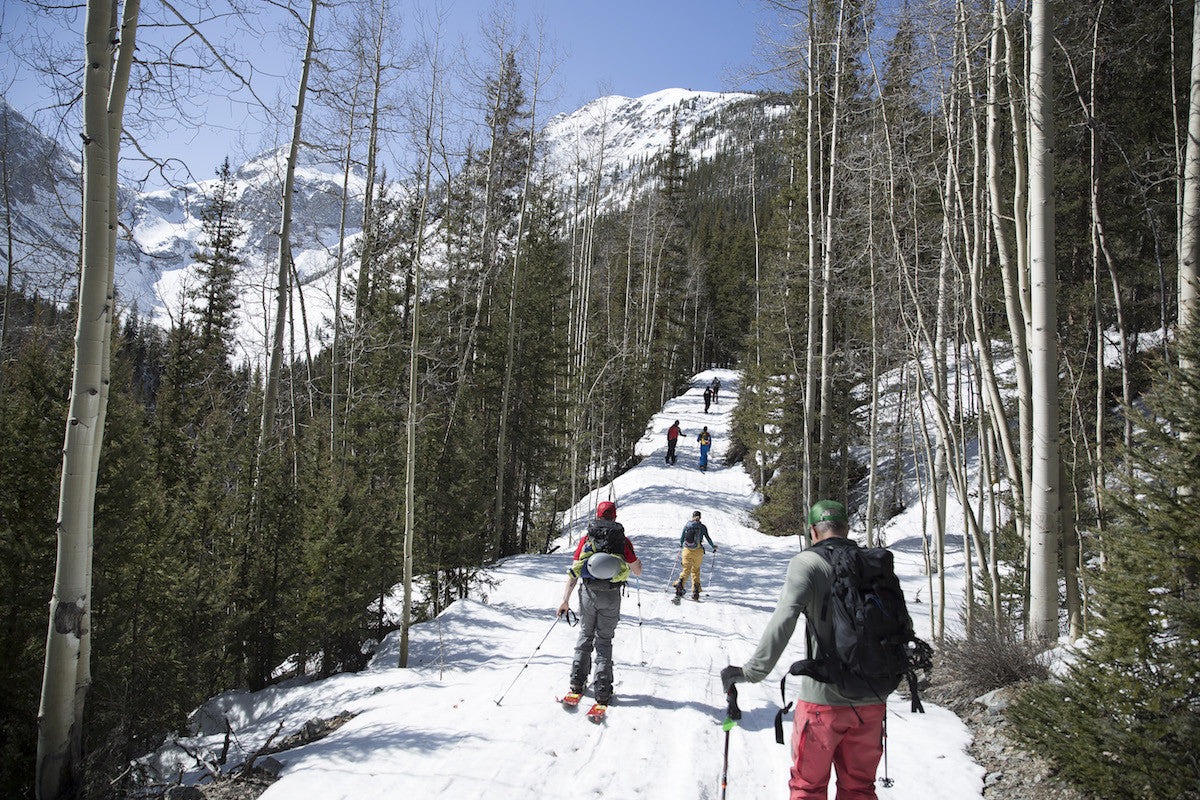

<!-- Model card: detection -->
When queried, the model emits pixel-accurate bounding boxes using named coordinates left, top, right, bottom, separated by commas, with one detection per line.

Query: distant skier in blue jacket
left=697, top=426, right=712, bottom=472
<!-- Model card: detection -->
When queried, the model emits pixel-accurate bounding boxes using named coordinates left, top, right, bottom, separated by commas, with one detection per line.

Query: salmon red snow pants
left=789, top=700, right=885, bottom=800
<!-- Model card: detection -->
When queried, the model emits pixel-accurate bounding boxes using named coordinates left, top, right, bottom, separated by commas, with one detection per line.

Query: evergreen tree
left=0, top=322, right=70, bottom=797
left=1009, top=327, right=1200, bottom=799
left=190, top=157, right=244, bottom=363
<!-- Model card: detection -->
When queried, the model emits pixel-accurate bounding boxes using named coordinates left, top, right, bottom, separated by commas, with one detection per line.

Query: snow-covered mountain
left=541, top=88, right=781, bottom=211
left=3, top=89, right=786, bottom=363
left=0, top=100, right=86, bottom=303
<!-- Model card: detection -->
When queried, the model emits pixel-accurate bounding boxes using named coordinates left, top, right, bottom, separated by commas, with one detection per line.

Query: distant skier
left=674, top=511, right=716, bottom=600
left=697, top=426, right=712, bottom=471
left=557, top=501, right=643, bottom=704
left=710, top=377, right=721, bottom=405
left=665, top=420, right=681, bottom=465
left=703, top=386, right=713, bottom=413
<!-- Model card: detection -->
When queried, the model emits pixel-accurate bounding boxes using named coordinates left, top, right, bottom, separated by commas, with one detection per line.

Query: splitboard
left=586, top=703, right=607, bottom=723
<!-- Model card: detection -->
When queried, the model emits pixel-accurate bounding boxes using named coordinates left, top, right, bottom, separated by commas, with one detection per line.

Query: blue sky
left=462, top=0, right=771, bottom=110
left=1, top=0, right=773, bottom=186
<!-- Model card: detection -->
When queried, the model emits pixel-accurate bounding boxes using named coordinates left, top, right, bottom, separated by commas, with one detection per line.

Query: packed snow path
left=150, top=369, right=985, bottom=799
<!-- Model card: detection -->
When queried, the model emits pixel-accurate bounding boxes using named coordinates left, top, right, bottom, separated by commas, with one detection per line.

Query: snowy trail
left=148, top=369, right=985, bottom=799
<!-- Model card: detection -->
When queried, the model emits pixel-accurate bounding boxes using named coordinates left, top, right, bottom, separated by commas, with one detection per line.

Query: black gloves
left=720, top=665, right=745, bottom=694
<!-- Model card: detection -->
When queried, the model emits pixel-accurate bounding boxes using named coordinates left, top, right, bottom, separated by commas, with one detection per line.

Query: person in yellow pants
left=674, top=511, right=716, bottom=600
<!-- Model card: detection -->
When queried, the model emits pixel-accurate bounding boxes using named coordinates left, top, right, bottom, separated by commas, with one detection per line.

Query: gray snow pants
left=570, top=581, right=622, bottom=696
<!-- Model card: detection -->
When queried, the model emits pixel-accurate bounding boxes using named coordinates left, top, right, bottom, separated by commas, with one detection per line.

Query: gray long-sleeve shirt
left=741, top=537, right=875, bottom=706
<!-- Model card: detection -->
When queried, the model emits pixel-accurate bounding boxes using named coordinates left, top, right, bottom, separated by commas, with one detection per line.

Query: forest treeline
left=3, top=0, right=1199, bottom=798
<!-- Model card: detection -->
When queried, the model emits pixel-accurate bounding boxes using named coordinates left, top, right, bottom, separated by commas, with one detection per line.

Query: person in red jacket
left=557, top=501, right=643, bottom=703
left=665, top=420, right=681, bottom=465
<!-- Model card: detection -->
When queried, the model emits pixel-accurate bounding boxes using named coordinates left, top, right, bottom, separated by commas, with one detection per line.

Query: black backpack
left=582, top=519, right=628, bottom=585
left=773, top=539, right=932, bottom=743
left=682, top=520, right=702, bottom=546
left=587, top=519, right=626, bottom=556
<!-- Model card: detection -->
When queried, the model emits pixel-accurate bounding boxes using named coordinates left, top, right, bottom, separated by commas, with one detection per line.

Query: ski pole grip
left=726, top=685, right=741, bottom=721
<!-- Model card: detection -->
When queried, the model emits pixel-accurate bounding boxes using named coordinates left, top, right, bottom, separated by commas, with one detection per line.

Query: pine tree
left=1009, top=327, right=1200, bottom=798
left=0, top=323, right=71, bottom=796
left=190, top=157, right=244, bottom=363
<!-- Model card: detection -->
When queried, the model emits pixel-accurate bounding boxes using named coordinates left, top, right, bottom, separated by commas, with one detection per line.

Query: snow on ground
left=143, top=368, right=985, bottom=799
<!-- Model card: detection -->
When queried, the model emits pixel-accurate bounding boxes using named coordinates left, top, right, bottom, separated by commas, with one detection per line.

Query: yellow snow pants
left=680, top=547, right=704, bottom=593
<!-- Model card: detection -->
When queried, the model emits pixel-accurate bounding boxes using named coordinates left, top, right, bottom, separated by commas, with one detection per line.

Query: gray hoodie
left=741, top=537, right=880, bottom=706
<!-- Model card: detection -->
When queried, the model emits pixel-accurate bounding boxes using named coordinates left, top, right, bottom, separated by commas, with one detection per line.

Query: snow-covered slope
left=541, top=88, right=775, bottom=211
left=140, top=370, right=985, bottom=799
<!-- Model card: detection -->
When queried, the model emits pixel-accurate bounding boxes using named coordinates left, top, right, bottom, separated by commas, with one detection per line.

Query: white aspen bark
left=401, top=28, right=442, bottom=670
left=984, top=7, right=1028, bottom=535
left=933, top=83, right=955, bottom=570
left=866, top=166, right=879, bottom=547
left=623, top=183, right=635, bottom=356
left=331, top=78, right=360, bottom=464
left=817, top=0, right=847, bottom=500
left=910, top=362, right=939, bottom=637
left=1027, top=0, right=1061, bottom=643
left=954, top=0, right=998, bottom=605
left=933, top=146, right=952, bottom=631
left=38, top=3, right=138, bottom=797
left=1000, top=0, right=1035, bottom=522
left=1180, top=0, right=1200, bottom=350
left=803, top=0, right=819, bottom=523
left=257, top=0, right=318, bottom=490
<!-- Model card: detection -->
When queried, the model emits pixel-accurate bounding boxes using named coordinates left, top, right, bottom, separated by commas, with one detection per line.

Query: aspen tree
left=1027, top=0, right=1061, bottom=643
left=1180, top=0, right=1200, bottom=352
left=256, top=0, right=319, bottom=496
left=401, top=18, right=444, bottom=669
left=38, top=2, right=138, bottom=796
left=816, top=0, right=847, bottom=500
left=803, top=0, right=819, bottom=524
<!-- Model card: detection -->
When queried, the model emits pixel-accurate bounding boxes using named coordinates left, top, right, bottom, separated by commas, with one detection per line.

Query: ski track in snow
left=147, top=368, right=986, bottom=799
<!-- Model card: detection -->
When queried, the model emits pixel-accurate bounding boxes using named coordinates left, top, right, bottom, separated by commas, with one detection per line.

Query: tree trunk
left=38, top=3, right=138, bottom=797
left=256, top=0, right=318, bottom=492
left=802, top=0, right=819, bottom=523
left=1180, top=0, right=1200, bottom=351
left=401, top=26, right=445, bottom=668
left=1027, top=0, right=1061, bottom=643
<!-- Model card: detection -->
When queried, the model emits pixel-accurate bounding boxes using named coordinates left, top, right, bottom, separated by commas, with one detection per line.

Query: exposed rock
left=165, top=787, right=204, bottom=800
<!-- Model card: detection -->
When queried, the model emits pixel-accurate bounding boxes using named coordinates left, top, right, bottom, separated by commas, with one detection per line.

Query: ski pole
left=880, top=710, right=894, bottom=788
left=495, top=610, right=575, bottom=706
left=666, top=558, right=682, bottom=592
left=636, top=575, right=645, bottom=665
left=707, top=547, right=718, bottom=588
left=720, top=685, right=741, bottom=800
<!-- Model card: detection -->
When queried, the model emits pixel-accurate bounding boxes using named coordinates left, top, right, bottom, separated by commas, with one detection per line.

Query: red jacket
left=573, top=535, right=638, bottom=564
